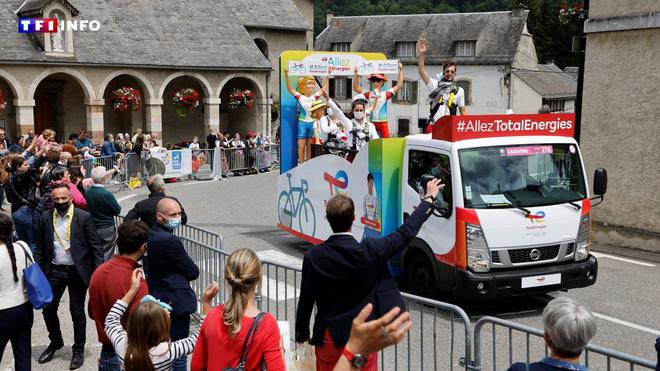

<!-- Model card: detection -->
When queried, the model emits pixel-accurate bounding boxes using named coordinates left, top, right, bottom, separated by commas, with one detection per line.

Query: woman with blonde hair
left=283, top=68, right=329, bottom=164
left=191, top=248, right=285, bottom=370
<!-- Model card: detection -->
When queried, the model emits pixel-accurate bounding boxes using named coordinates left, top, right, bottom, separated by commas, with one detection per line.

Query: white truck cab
left=277, top=113, right=607, bottom=300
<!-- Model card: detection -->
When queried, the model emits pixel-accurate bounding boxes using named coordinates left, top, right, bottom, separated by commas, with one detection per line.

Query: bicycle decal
left=278, top=173, right=317, bottom=237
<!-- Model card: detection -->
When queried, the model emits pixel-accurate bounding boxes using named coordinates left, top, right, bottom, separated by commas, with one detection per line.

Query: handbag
left=17, top=242, right=53, bottom=309
left=223, top=312, right=267, bottom=371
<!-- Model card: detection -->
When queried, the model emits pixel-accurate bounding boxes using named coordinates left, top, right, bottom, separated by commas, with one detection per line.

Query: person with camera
left=417, top=37, right=467, bottom=133
left=295, top=178, right=443, bottom=371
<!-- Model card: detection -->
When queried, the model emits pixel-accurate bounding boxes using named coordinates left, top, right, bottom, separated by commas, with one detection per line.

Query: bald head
left=156, top=198, right=182, bottom=226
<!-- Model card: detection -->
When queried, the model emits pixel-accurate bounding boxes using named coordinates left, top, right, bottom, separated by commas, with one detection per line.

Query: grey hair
left=543, top=296, right=596, bottom=358
left=91, top=166, right=107, bottom=184
left=147, top=174, right=165, bottom=193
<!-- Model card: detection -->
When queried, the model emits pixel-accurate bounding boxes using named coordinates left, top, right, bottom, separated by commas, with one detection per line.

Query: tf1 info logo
left=18, top=18, right=101, bottom=33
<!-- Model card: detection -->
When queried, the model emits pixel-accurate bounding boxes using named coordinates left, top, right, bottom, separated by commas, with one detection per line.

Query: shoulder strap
left=16, top=241, right=33, bottom=268
left=237, top=312, right=267, bottom=368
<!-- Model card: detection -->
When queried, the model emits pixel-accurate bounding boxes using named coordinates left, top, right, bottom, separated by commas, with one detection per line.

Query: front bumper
left=448, top=255, right=598, bottom=300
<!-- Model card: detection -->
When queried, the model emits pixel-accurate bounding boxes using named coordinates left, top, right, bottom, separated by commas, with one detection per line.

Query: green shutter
left=411, top=81, right=418, bottom=104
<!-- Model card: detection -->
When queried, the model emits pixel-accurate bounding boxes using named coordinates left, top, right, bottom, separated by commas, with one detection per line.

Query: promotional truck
left=276, top=113, right=607, bottom=299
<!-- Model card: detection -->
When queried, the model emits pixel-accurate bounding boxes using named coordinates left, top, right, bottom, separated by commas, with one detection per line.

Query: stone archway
left=218, top=76, right=264, bottom=138
left=33, top=73, right=88, bottom=143
left=101, top=74, right=147, bottom=138
left=0, top=78, right=18, bottom=141
left=160, top=75, right=210, bottom=146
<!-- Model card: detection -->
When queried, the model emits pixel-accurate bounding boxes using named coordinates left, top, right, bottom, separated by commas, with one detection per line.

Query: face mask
left=326, top=107, right=334, bottom=116
left=53, top=201, right=70, bottom=213
left=354, top=111, right=364, bottom=120
left=164, top=217, right=182, bottom=229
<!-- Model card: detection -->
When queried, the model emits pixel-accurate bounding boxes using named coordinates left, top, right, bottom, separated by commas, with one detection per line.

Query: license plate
left=521, top=273, right=561, bottom=288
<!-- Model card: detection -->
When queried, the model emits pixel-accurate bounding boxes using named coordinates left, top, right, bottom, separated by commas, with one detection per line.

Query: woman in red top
left=191, top=249, right=285, bottom=371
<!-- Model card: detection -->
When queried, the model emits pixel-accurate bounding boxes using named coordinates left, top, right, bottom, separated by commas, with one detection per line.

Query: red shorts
left=373, top=121, right=389, bottom=138
left=315, top=329, right=378, bottom=371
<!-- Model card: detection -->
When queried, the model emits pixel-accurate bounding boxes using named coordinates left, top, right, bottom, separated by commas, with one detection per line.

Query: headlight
left=575, top=214, right=591, bottom=261
left=466, top=223, right=490, bottom=272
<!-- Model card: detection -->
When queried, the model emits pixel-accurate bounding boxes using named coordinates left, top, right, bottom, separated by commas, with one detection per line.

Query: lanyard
left=53, top=204, right=74, bottom=248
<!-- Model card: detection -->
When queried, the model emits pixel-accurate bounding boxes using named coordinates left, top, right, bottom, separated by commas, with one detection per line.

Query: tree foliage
left=314, top=0, right=584, bottom=68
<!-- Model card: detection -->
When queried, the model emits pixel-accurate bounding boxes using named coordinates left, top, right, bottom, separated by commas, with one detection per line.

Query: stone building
left=315, top=6, right=576, bottom=137
left=580, top=1, right=660, bottom=252
left=0, top=0, right=312, bottom=145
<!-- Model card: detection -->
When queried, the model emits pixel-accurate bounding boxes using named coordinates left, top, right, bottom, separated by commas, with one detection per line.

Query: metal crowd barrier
left=191, top=149, right=213, bottom=178
left=472, top=316, right=656, bottom=370
left=114, top=215, right=223, bottom=251
left=219, top=145, right=279, bottom=176
left=80, top=154, right=121, bottom=179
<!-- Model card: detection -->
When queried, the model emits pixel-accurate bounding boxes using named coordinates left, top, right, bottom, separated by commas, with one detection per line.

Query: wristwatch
left=342, top=348, right=367, bottom=368
left=423, top=194, right=436, bottom=201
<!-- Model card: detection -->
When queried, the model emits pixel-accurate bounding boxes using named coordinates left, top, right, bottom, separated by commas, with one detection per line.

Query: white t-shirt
left=295, top=93, right=320, bottom=123
left=0, top=241, right=31, bottom=310
left=426, top=78, right=465, bottom=123
left=363, top=88, right=395, bottom=123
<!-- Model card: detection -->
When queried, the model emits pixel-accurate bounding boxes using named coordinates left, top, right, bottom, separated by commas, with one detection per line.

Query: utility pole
left=573, top=0, right=589, bottom=143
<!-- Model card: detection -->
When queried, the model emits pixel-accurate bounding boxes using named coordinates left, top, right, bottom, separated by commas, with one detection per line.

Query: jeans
left=98, top=347, right=121, bottom=371
left=0, top=301, right=34, bottom=371
left=170, top=313, right=191, bottom=371
left=42, top=266, right=88, bottom=354
left=12, top=205, right=40, bottom=253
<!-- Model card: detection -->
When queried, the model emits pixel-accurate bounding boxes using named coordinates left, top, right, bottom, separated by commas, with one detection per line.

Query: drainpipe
left=573, top=0, right=589, bottom=143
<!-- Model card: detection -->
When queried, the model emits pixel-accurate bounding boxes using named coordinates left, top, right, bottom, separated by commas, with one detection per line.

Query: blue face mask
left=160, top=214, right=182, bottom=229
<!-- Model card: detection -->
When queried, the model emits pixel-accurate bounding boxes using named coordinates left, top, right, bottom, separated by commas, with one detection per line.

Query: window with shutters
left=329, top=78, right=352, bottom=100
left=542, top=99, right=566, bottom=112
left=456, top=80, right=472, bottom=106
left=398, top=118, right=410, bottom=137
left=392, top=80, right=417, bottom=104
left=454, top=41, right=476, bottom=57
left=331, top=43, right=351, bottom=52
left=396, top=42, right=416, bottom=57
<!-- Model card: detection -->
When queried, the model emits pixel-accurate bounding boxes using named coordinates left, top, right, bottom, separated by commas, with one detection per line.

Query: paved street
left=2, top=172, right=658, bottom=370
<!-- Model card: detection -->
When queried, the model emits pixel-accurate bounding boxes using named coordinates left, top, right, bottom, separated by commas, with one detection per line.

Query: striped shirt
left=105, top=300, right=199, bottom=371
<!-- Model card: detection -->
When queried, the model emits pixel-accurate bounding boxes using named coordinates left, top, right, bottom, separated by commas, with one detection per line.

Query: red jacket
left=191, top=305, right=285, bottom=371
left=88, top=256, right=149, bottom=345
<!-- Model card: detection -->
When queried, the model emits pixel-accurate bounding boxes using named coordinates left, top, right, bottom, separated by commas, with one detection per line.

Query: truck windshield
left=458, top=143, right=586, bottom=209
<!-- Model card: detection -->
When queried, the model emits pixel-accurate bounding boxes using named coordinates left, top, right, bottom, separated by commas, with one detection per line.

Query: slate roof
left=514, top=64, right=577, bottom=99
left=315, top=11, right=529, bottom=65
left=2, top=0, right=306, bottom=69
left=224, top=0, right=311, bottom=32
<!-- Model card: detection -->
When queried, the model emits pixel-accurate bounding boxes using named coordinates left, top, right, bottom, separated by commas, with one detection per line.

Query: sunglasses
left=369, top=78, right=383, bottom=83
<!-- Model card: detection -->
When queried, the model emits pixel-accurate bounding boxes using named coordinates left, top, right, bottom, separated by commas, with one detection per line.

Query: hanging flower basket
left=111, top=87, right=141, bottom=112
left=0, top=90, right=7, bottom=113
left=172, top=88, right=200, bottom=117
left=228, top=89, right=254, bottom=109
left=559, top=3, right=585, bottom=24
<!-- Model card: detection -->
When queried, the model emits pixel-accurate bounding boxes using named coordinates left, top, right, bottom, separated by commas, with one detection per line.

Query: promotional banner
left=280, top=50, right=387, bottom=172
left=287, top=58, right=399, bottom=76
left=149, top=148, right=193, bottom=178
left=432, top=113, right=576, bottom=142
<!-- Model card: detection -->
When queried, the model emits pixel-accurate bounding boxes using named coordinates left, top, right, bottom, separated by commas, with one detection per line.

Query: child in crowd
left=105, top=268, right=219, bottom=371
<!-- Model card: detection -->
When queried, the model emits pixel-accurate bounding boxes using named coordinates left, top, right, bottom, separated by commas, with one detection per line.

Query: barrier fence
left=80, top=145, right=279, bottom=187
left=472, top=316, right=656, bottom=371
left=110, top=219, right=656, bottom=370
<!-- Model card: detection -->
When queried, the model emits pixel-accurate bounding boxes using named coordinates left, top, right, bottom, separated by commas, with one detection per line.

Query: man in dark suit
left=35, top=183, right=104, bottom=370
left=295, top=179, right=443, bottom=371
left=125, top=174, right=188, bottom=227
left=143, top=197, right=199, bottom=371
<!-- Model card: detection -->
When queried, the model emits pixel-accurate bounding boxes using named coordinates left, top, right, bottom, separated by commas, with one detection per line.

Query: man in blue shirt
left=508, top=297, right=596, bottom=371
left=101, top=133, right=117, bottom=157
left=74, top=129, right=93, bottom=150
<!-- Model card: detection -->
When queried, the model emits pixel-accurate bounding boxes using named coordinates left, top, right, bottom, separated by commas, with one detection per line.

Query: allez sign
left=288, top=54, right=399, bottom=76
left=432, top=113, right=576, bottom=141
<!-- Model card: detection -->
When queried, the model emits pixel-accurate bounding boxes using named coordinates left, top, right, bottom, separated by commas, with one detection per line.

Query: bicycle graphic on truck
left=278, top=173, right=316, bottom=236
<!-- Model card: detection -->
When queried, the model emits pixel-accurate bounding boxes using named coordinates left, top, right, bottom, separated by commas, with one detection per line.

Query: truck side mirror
left=593, top=168, right=607, bottom=196
left=420, top=174, right=435, bottom=195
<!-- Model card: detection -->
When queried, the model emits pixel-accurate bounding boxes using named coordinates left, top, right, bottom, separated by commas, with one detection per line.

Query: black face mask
left=53, top=202, right=70, bottom=213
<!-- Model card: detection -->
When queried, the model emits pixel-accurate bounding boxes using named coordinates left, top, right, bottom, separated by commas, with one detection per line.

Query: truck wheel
left=407, top=254, right=437, bottom=298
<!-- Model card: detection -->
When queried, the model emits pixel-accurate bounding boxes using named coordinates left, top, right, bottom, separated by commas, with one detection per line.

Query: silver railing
left=472, top=316, right=656, bottom=370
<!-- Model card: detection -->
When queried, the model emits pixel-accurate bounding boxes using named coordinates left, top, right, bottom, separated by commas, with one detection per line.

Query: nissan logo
left=529, top=249, right=541, bottom=261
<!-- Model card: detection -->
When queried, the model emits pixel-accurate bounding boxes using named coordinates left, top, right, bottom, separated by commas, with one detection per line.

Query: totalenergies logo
left=526, top=211, right=545, bottom=224
left=323, top=170, right=348, bottom=196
